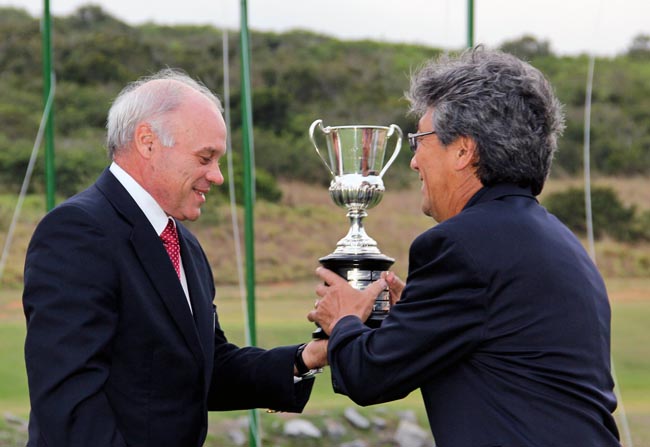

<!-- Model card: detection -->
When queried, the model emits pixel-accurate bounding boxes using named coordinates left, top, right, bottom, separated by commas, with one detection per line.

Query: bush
left=222, top=149, right=283, bottom=204
left=630, top=209, right=650, bottom=241
left=54, top=148, right=110, bottom=197
left=543, top=186, right=643, bottom=242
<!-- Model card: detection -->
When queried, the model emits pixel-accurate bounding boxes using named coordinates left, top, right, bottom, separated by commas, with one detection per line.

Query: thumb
left=363, top=278, right=387, bottom=302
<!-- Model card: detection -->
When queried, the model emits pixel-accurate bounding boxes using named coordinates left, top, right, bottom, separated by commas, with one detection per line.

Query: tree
left=499, top=35, right=553, bottom=60
left=543, top=186, right=638, bottom=241
left=627, top=34, right=650, bottom=59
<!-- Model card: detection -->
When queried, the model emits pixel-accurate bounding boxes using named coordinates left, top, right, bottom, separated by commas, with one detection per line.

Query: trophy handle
left=309, top=119, right=335, bottom=177
left=378, top=124, right=402, bottom=178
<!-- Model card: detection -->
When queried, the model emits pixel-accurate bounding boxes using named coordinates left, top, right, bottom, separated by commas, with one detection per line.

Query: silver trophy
left=309, top=119, right=402, bottom=337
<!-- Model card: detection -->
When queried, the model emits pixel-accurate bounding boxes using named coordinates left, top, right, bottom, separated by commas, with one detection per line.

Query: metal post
left=42, top=0, right=55, bottom=210
left=239, top=1, right=260, bottom=445
left=583, top=56, right=596, bottom=262
left=467, top=0, right=474, bottom=48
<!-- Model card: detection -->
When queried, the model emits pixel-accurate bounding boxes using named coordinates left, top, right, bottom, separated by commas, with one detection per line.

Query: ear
left=454, top=136, right=477, bottom=171
left=133, top=123, right=155, bottom=160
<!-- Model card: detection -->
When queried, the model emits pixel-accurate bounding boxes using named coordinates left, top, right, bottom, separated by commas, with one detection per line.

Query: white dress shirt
left=109, top=162, right=192, bottom=312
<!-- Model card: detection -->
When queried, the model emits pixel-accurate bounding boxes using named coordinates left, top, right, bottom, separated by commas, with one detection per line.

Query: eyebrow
left=198, top=147, right=223, bottom=156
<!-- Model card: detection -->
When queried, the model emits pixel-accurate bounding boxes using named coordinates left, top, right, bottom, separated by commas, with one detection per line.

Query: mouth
left=194, top=188, right=208, bottom=203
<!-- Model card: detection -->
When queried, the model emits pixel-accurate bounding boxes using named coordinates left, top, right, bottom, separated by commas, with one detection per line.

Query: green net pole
left=239, top=1, right=260, bottom=446
left=42, top=0, right=55, bottom=210
left=467, top=0, right=475, bottom=48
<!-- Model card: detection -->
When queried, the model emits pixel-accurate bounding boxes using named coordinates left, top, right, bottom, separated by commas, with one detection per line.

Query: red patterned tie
left=160, top=219, right=181, bottom=279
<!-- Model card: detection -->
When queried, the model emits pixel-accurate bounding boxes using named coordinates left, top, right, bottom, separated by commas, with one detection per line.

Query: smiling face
left=142, top=90, right=226, bottom=221
left=409, top=109, right=456, bottom=221
left=409, top=108, right=483, bottom=222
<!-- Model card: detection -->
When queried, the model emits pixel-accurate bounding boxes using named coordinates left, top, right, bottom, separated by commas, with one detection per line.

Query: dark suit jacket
left=328, top=183, right=620, bottom=447
left=23, top=169, right=313, bottom=447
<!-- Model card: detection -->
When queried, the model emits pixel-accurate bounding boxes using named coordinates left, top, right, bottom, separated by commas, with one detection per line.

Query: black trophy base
left=312, top=252, right=395, bottom=339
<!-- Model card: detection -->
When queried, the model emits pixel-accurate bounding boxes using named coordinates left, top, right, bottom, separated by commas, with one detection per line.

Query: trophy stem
left=334, top=209, right=380, bottom=255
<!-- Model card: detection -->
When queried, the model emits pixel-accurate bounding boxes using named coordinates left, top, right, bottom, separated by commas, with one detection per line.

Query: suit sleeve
left=23, top=205, right=127, bottom=446
left=206, top=317, right=314, bottom=412
left=178, top=236, right=314, bottom=414
left=328, top=227, right=488, bottom=406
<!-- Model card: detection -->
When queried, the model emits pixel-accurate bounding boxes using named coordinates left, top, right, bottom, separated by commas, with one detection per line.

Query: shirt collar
left=463, top=183, right=536, bottom=210
left=109, top=162, right=171, bottom=236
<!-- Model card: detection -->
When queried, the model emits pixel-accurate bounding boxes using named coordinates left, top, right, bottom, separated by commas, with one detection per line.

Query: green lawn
left=0, top=323, right=28, bottom=414
left=1, top=280, right=648, bottom=445
left=610, top=296, right=650, bottom=446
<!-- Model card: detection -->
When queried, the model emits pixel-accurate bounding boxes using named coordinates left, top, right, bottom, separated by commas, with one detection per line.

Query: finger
left=394, top=275, right=406, bottom=291
left=315, top=283, right=328, bottom=297
left=382, top=271, right=404, bottom=289
left=316, top=267, right=346, bottom=286
left=307, top=309, right=317, bottom=322
left=381, top=271, right=405, bottom=302
left=363, top=277, right=388, bottom=302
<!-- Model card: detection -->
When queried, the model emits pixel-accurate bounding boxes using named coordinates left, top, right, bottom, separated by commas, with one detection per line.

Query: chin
left=178, top=208, right=202, bottom=222
left=421, top=204, right=438, bottom=222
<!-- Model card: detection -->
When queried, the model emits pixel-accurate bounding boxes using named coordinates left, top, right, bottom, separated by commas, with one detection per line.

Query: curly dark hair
left=406, top=47, right=565, bottom=195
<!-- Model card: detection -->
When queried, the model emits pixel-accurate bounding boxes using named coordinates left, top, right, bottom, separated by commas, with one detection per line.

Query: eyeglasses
left=407, top=130, right=437, bottom=153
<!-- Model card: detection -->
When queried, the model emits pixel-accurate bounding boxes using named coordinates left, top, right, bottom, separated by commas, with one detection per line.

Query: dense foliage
left=543, top=186, right=650, bottom=242
left=1, top=5, right=649, bottom=202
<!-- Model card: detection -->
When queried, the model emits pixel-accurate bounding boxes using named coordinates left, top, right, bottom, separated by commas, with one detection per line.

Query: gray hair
left=106, top=68, right=223, bottom=159
left=406, top=47, right=565, bottom=195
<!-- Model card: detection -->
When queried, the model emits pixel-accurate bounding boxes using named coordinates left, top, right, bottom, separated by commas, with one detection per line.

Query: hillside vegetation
left=2, top=176, right=649, bottom=290
left=1, top=5, right=650, bottom=289
left=1, top=4, right=650, bottom=200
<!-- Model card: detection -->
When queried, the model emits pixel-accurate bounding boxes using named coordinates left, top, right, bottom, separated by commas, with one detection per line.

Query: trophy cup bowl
left=309, top=119, right=402, bottom=338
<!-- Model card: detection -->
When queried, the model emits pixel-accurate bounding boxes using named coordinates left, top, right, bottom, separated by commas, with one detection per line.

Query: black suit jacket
left=23, top=169, right=313, bottom=447
left=328, top=183, right=620, bottom=447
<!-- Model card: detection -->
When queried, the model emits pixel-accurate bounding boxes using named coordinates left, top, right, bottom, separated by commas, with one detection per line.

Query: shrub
left=543, top=186, right=641, bottom=241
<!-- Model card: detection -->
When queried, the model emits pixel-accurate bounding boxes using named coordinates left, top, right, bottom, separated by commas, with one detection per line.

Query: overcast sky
left=2, top=0, right=650, bottom=56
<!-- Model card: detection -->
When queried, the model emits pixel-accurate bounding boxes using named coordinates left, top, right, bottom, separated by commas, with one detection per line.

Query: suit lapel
left=178, top=228, right=215, bottom=384
left=95, top=169, right=205, bottom=367
left=130, top=224, right=205, bottom=367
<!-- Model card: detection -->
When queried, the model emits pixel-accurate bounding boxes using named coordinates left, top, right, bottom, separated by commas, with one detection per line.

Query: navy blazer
left=328, top=183, right=620, bottom=447
left=23, top=169, right=313, bottom=447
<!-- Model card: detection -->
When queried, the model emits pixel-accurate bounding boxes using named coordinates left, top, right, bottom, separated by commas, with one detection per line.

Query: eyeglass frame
left=407, top=130, right=437, bottom=153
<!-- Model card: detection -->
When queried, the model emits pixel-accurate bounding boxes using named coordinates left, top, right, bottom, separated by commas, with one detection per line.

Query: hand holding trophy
left=309, top=119, right=402, bottom=338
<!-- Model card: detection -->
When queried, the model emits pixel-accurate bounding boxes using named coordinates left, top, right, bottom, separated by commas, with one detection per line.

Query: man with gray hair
left=309, top=48, right=620, bottom=446
left=23, top=69, right=328, bottom=447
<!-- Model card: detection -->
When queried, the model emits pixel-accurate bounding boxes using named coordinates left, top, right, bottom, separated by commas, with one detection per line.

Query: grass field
left=1, top=280, right=648, bottom=446
left=0, top=177, right=649, bottom=445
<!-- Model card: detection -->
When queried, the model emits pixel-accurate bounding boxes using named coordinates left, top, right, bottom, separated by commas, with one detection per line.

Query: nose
left=410, top=153, right=419, bottom=172
left=206, top=163, right=224, bottom=186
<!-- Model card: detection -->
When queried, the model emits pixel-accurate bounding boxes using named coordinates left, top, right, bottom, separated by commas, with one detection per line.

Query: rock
left=235, top=415, right=249, bottom=429
left=226, top=428, right=246, bottom=446
left=397, top=409, right=418, bottom=423
left=343, top=407, right=370, bottom=430
left=283, top=418, right=322, bottom=438
left=324, top=418, right=347, bottom=438
left=4, top=413, right=28, bottom=432
left=371, top=416, right=387, bottom=430
left=394, top=419, right=430, bottom=447
left=340, top=440, right=368, bottom=447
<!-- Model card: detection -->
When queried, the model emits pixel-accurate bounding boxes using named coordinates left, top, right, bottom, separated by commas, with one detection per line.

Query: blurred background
left=0, top=1, right=648, bottom=445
